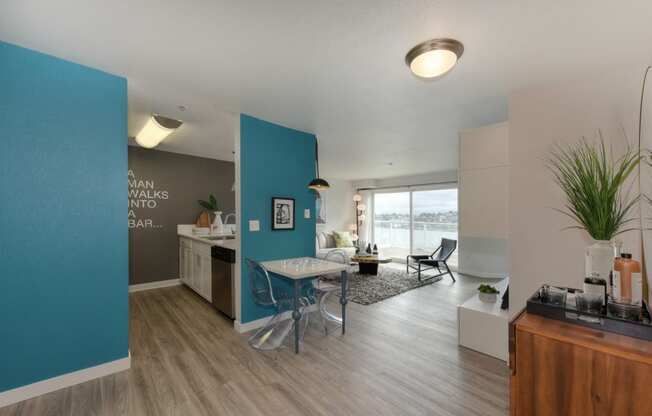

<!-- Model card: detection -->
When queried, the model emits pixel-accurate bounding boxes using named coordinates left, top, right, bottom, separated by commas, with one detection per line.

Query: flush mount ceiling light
left=308, top=139, right=330, bottom=191
left=405, top=38, right=464, bottom=79
left=135, top=114, right=183, bottom=149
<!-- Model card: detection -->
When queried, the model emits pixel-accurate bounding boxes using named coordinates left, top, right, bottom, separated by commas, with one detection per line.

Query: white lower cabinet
left=179, top=236, right=212, bottom=302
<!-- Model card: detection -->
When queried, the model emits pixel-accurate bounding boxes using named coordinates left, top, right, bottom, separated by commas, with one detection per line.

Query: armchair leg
left=445, top=263, right=455, bottom=282
left=406, top=256, right=409, bottom=274
left=418, top=262, right=421, bottom=282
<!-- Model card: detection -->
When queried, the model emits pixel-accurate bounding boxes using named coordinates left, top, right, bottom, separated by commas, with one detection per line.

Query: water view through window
left=373, top=188, right=458, bottom=266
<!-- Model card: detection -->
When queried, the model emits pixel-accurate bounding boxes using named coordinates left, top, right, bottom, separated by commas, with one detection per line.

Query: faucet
left=223, top=213, right=236, bottom=234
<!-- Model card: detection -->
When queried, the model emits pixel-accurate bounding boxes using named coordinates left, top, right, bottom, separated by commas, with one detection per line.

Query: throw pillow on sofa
left=317, top=232, right=328, bottom=249
left=324, top=232, right=336, bottom=248
left=333, top=231, right=354, bottom=248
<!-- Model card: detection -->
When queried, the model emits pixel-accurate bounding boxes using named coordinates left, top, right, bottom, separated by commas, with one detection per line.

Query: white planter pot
left=585, top=240, right=613, bottom=281
left=479, top=292, right=498, bottom=303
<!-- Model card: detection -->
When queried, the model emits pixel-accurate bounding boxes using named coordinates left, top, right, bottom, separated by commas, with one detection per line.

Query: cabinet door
left=200, top=254, right=212, bottom=301
left=513, top=328, right=652, bottom=415
left=193, top=252, right=202, bottom=291
left=179, top=243, right=185, bottom=282
left=183, top=246, right=193, bottom=288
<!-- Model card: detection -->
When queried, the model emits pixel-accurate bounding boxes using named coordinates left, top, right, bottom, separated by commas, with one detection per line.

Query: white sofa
left=316, top=231, right=356, bottom=260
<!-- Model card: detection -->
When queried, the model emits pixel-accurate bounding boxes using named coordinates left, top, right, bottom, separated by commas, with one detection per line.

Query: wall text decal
left=128, top=169, right=168, bottom=229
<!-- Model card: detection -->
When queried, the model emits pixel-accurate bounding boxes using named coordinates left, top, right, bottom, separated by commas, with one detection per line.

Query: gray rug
left=322, top=266, right=441, bottom=305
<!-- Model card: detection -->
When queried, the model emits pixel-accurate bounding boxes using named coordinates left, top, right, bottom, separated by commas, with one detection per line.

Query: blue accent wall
left=0, top=42, right=128, bottom=392
left=240, top=114, right=316, bottom=323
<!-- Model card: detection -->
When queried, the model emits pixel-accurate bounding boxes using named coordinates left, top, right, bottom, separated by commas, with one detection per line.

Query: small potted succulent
left=478, top=284, right=500, bottom=303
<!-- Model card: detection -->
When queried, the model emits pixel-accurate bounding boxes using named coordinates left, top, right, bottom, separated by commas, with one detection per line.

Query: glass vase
left=585, top=240, right=614, bottom=282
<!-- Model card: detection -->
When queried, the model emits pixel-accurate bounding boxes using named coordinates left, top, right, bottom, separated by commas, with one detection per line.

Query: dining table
left=261, top=257, right=348, bottom=354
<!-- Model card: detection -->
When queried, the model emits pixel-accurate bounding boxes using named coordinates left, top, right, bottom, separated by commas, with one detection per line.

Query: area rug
left=321, top=266, right=441, bottom=305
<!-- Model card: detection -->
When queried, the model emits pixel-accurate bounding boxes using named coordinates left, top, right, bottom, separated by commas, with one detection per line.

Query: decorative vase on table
left=547, top=137, right=641, bottom=292
left=212, top=211, right=223, bottom=234
left=585, top=240, right=614, bottom=283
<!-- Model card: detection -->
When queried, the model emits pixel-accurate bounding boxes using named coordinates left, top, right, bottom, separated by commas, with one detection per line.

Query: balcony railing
left=372, top=219, right=458, bottom=265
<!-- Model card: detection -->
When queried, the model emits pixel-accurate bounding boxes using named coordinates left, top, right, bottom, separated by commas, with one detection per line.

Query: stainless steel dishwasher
left=211, top=246, right=235, bottom=319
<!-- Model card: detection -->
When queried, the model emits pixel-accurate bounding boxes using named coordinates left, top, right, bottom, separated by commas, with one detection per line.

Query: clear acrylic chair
left=246, top=259, right=310, bottom=350
left=313, top=250, right=349, bottom=334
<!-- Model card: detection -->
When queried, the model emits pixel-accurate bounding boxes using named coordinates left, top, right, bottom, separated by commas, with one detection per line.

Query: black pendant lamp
left=308, top=139, right=330, bottom=191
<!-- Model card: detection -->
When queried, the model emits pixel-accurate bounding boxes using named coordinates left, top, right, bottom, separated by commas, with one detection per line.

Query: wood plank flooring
left=1, top=271, right=509, bottom=416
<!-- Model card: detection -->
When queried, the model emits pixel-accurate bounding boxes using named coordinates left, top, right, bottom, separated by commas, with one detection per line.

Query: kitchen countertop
left=178, top=231, right=237, bottom=251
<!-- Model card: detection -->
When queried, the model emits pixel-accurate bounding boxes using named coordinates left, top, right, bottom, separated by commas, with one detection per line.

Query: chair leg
left=418, top=262, right=421, bottom=282
left=406, top=256, right=409, bottom=274
left=445, top=262, right=455, bottom=282
left=317, top=291, right=328, bottom=335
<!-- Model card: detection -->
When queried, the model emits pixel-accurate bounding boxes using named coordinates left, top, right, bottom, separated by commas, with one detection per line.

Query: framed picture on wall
left=272, top=197, right=295, bottom=230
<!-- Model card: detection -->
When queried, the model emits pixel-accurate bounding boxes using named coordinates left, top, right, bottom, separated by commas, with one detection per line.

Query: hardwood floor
left=1, top=271, right=509, bottom=416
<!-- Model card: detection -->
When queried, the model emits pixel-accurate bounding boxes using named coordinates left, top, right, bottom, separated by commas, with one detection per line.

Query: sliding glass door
left=373, top=192, right=411, bottom=259
left=412, top=188, right=458, bottom=266
left=373, top=186, right=458, bottom=266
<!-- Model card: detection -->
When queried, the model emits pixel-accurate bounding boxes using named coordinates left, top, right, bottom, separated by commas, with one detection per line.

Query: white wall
left=509, top=67, right=644, bottom=317
left=318, top=178, right=356, bottom=233
left=458, top=122, right=509, bottom=278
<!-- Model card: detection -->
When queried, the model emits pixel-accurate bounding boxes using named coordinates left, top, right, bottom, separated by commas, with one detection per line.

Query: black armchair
left=406, top=238, right=457, bottom=282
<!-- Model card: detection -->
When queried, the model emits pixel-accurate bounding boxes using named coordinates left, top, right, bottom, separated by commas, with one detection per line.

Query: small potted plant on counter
left=198, top=194, right=222, bottom=233
left=478, top=284, right=500, bottom=303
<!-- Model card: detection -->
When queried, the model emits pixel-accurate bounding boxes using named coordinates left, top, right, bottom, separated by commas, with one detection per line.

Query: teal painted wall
left=240, top=114, right=316, bottom=323
left=0, top=42, right=128, bottom=392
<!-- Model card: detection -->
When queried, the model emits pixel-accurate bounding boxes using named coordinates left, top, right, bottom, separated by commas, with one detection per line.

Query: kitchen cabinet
left=178, top=236, right=212, bottom=302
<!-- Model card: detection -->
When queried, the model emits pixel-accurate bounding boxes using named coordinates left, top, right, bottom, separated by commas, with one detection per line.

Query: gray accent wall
left=128, top=146, right=235, bottom=285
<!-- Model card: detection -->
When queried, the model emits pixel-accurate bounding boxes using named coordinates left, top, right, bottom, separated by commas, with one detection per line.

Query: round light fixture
left=405, top=38, right=464, bottom=79
left=353, top=194, right=363, bottom=202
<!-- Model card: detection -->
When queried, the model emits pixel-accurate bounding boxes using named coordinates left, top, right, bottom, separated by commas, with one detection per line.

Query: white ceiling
left=2, top=1, right=652, bottom=179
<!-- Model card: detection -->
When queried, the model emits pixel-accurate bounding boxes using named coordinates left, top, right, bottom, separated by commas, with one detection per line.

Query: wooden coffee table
left=351, top=254, right=391, bottom=275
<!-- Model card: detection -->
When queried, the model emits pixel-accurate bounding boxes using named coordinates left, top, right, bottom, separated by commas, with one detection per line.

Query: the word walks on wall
left=128, top=169, right=168, bottom=229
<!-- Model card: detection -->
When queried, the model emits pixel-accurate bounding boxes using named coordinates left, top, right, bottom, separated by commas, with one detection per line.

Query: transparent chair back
left=246, top=258, right=309, bottom=350
left=247, top=258, right=277, bottom=307
left=315, top=250, right=348, bottom=332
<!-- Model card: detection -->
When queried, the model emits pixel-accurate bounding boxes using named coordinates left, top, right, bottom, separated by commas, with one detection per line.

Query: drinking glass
left=576, top=292, right=603, bottom=314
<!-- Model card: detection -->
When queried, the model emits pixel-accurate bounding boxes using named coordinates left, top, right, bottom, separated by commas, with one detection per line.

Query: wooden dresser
left=510, top=312, right=652, bottom=415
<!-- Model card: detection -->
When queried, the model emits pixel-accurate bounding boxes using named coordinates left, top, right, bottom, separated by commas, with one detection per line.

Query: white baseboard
left=0, top=354, right=131, bottom=408
left=234, top=304, right=319, bottom=333
left=129, top=278, right=181, bottom=293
